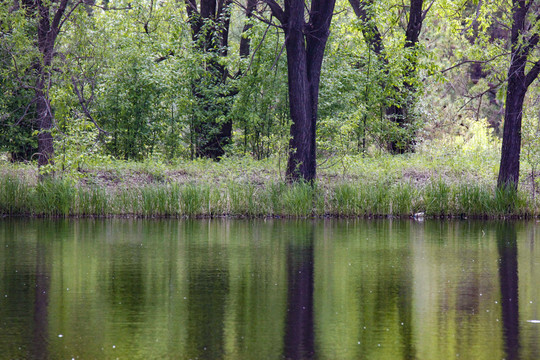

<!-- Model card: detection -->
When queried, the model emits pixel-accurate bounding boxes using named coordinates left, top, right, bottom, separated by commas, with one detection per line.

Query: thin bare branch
left=71, top=76, right=109, bottom=135
left=440, top=53, right=509, bottom=74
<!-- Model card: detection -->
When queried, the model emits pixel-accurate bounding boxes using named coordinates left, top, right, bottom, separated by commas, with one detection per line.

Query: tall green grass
left=0, top=173, right=537, bottom=218
left=0, top=175, right=30, bottom=215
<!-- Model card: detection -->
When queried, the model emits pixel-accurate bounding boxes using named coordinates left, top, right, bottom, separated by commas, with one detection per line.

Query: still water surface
left=0, top=219, right=539, bottom=359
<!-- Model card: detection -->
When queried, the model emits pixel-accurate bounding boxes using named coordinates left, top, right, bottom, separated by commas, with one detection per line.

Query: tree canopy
left=1, top=0, right=540, bottom=188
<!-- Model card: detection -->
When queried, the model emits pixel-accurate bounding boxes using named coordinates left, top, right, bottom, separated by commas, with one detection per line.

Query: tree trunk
left=284, top=0, right=314, bottom=181
left=498, top=76, right=526, bottom=188
left=33, top=0, right=70, bottom=169
left=35, top=88, right=54, bottom=167
left=497, top=0, right=540, bottom=190
left=239, top=0, right=256, bottom=59
left=266, top=0, right=336, bottom=182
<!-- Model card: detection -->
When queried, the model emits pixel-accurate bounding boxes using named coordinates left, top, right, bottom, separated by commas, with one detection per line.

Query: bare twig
left=71, top=76, right=109, bottom=135
left=440, top=53, right=509, bottom=74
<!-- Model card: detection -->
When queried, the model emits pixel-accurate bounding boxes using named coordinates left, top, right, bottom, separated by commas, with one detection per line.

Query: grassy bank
left=1, top=137, right=539, bottom=218
left=0, top=170, right=537, bottom=218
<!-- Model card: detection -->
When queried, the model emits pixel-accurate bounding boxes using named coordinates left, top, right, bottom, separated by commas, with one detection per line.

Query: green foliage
left=0, top=3, right=39, bottom=160
left=229, top=19, right=291, bottom=159
left=41, top=114, right=112, bottom=181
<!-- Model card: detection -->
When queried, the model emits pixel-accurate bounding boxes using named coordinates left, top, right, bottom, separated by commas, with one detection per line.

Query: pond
left=0, top=219, right=539, bottom=359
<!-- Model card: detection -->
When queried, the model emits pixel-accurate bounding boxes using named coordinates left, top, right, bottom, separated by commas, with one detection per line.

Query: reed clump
left=0, top=172, right=537, bottom=218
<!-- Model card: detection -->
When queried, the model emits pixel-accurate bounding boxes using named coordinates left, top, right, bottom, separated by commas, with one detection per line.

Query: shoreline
left=1, top=174, right=538, bottom=219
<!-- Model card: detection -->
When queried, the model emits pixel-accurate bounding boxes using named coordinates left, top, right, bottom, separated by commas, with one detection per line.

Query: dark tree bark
left=349, top=0, right=427, bottom=154
left=264, top=0, right=336, bottom=182
left=34, top=0, right=71, bottom=168
left=185, top=0, right=234, bottom=160
left=239, top=0, right=257, bottom=59
left=497, top=0, right=540, bottom=189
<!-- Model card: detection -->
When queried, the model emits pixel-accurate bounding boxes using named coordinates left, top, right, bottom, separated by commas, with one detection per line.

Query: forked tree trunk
left=33, top=0, right=71, bottom=168
left=266, top=0, right=336, bottom=182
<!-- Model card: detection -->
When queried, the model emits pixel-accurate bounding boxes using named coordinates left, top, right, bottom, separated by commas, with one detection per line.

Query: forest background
left=1, top=0, right=540, bottom=217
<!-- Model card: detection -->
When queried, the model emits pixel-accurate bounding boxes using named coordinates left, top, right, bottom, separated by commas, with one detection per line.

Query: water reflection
left=284, top=223, right=314, bottom=359
left=497, top=222, right=520, bottom=360
left=31, top=226, right=51, bottom=360
left=0, top=219, right=539, bottom=359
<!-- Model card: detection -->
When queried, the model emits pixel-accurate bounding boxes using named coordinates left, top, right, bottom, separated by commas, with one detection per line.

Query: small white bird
left=413, top=212, right=425, bottom=221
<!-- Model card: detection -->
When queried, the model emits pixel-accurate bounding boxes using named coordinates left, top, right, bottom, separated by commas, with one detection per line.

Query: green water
left=0, top=219, right=539, bottom=360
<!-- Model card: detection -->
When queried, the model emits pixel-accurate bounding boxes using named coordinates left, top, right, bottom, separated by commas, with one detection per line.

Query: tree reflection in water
left=31, top=225, right=51, bottom=360
left=284, top=223, right=315, bottom=359
left=497, top=222, right=520, bottom=360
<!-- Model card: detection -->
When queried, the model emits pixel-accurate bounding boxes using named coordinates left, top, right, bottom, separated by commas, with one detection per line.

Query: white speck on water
left=58, top=334, right=63, bottom=338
